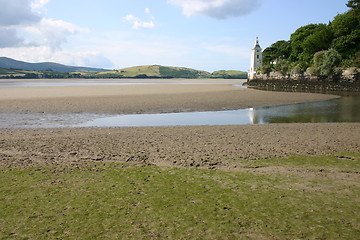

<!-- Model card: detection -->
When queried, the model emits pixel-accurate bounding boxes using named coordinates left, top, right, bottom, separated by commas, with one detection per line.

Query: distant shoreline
left=0, top=79, right=338, bottom=114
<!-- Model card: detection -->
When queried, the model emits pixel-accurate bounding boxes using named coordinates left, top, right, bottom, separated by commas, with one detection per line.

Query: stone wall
left=248, top=68, right=360, bottom=92
left=247, top=79, right=360, bottom=92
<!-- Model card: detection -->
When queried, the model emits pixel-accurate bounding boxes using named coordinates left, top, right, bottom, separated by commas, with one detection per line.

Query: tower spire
left=249, top=37, right=263, bottom=80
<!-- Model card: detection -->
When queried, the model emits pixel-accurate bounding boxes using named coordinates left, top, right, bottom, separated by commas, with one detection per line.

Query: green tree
left=258, top=65, right=272, bottom=76
left=310, top=50, right=327, bottom=77
left=262, top=40, right=291, bottom=65
left=302, top=25, right=333, bottom=55
left=330, top=9, right=360, bottom=63
left=332, top=29, right=360, bottom=58
left=331, top=11, right=359, bottom=37
left=290, top=24, right=322, bottom=62
left=274, top=59, right=291, bottom=76
left=319, top=49, right=342, bottom=79
left=347, top=0, right=360, bottom=12
left=290, top=24, right=333, bottom=65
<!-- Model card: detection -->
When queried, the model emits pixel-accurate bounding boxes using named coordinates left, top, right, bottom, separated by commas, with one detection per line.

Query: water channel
left=0, top=80, right=359, bottom=128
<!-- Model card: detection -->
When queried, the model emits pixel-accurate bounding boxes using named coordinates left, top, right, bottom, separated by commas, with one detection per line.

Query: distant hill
left=93, top=65, right=211, bottom=78
left=92, top=65, right=247, bottom=79
left=0, top=57, right=247, bottom=79
left=211, top=70, right=248, bottom=79
left=0, top=57, right=109, bottom=73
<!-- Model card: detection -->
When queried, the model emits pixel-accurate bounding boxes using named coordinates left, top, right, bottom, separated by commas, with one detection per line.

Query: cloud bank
left=0, top=0, right=84, bottom=50
left=168, top=0, right=261, bottom=19
left=0, top=0, right=41, bottom=27
left=0, top=0, right=41, bottom=47
left=0, top=0, right=113, bottom=68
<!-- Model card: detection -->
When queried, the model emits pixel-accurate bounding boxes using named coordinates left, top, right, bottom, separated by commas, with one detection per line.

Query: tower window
left=257, top=55, right=259, bottom=59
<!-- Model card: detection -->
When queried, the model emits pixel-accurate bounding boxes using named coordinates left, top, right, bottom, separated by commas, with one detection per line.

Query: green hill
left=93, top=65, right=212, bottom=78
left=211, top=70, right=248, bottom=79
left=91, top=65, right=247, bottom=79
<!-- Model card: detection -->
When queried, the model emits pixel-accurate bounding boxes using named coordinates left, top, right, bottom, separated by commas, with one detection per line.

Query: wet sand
left=0, top=79, right=337, bottom=113
left=1, top=123, right=359, bottom=170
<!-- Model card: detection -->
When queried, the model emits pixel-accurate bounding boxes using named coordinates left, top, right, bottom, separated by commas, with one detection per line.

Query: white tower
left=248, top=37, right=262, bottom=80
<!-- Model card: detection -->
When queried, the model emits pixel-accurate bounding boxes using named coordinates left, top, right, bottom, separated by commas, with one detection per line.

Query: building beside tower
left=248, top=37, right=262, bottom=80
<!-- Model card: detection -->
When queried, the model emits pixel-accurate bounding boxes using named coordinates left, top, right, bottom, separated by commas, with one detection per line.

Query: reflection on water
left=250, top=96, right=360, bottom=124
left=0, top=95, right=358, bottom=129
left=79, top=96, right=359, bottom=127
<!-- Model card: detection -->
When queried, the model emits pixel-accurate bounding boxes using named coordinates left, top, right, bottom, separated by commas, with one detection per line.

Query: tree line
left=260, top=0, right=359, bottom=80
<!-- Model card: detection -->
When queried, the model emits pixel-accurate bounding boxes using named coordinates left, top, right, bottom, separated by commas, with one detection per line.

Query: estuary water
left=77, top=96, right=360, bottom=127
left=0, top=95, right=358, bottom=129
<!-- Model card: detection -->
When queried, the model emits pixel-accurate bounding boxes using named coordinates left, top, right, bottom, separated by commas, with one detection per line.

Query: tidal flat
left=0, top=79, right=359, bottom=239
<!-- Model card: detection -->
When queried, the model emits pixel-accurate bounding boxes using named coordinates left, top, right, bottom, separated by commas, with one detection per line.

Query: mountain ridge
left=0, top=57, right=109, bottom=73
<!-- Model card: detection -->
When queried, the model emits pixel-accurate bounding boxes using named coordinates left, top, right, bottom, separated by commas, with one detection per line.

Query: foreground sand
left=0, top=79, right=338, bottom=113
left=1, top=123, right=359, bottom=170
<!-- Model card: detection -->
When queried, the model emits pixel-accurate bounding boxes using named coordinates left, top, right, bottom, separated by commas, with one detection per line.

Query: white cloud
left=0, top=0, right=87, bottom=52
left=31, top=0, right=51, bottom=9
left=123, top=8, right=155, bottom=30
left=168, top=0, right=261, bottom=19
left=0, top=0, right=93, bottom=69
left=24, top=18, right=89, bottom=50
left=124, top=15, right=155, bottom=30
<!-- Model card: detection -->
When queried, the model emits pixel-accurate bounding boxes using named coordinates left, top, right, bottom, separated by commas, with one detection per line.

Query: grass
left=0, top=153, right=359, bottom=239
left=237, top=152, right=360, bottom=170
left=0, top=68, right=37, bottom=77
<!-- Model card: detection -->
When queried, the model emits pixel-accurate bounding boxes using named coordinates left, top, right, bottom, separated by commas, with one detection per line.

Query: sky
left=0, top=0, right=350, bottom=72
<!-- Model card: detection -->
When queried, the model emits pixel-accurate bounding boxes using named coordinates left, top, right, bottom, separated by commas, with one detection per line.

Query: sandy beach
left=0, top=79, right=338, bottom=113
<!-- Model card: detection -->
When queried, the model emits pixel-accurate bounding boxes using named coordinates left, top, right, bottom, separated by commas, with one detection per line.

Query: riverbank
left=0, top=79, right=338, bottom=113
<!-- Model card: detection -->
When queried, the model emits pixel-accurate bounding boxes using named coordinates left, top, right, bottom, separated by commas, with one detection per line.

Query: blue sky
left=0, top=0, right=349, bottom=72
